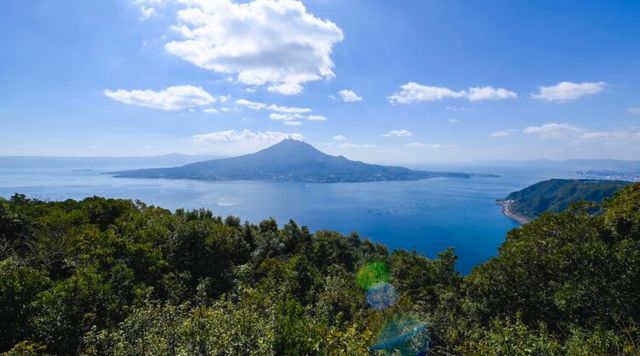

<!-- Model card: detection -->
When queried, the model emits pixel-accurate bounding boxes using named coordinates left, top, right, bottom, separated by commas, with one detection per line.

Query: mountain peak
left=114, top=139, right=474, bottom=182
left=256, top=139, right=325, bottom=159
left=271, top=138, right=311, bottom=148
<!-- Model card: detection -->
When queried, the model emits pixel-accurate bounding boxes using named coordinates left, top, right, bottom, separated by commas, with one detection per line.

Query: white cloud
left=306, top=115, right=327, bottom=121
left=383, top=129, right=413, bottom=137
left=132, top=0, right=165, bottom=20
left=522, top=123, right=640, bottom=145
left=140, top=6, right=156, bottom=19
left=235, top=99, right=310, bottom=113
left=268, top=104, right=311, bottom=114
left=628, top=107, right=640, bottom=115
left=405, top=142, right=451, bottom=149
left=283, top=121, right=302, bottom=126
left=332, top=134, right=347, bottom=141
left=489, top=130, right=517, bottom=138
left=337, top=89, right=363, bottom=102
left=202, top=108, right=219, bottom=113
left=164, top=0, right=344, bottom=95
left=523, top=123, right=584, bottom=139
left=448, top=119, right=459, bottom=123
left=446, top=106, right=474, bottom=112
left=389, top=83, right=466, bottom=103
left=532, top=81, right=606, bottom=102
left=104, top=85, right=216, bottom=110
left=467, top=86, right=517, bottom=101
left=389, top=82, right=516, bottom=103
left=193, top=129, right=303, bottom=144
left=580, top=130, right=640, bottom=144
left=236, top=98, right=326, bottom=123
left=269, top=113, right=296, bottom=121
left=268, top=113, right=327, bottom=123
left=235, top=99, right=267, bottom=110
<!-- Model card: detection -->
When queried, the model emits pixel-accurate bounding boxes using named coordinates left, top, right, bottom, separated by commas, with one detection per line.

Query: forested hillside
left=502, top=178, right=631, bottom=219
left=2, top=183, right=640, bottom=354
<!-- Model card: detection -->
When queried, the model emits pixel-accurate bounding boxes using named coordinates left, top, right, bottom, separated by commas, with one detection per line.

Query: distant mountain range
left=0, top=154, right=220, bottom=169
left=498, top=178, right=633, bottom=223
left=113, top=140, right=484, bottom=183
left=466, top=159, right=640, bottom=170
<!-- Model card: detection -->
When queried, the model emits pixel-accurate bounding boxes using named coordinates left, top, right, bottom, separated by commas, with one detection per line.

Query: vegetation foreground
left=1, top=183, right=640, bottom=355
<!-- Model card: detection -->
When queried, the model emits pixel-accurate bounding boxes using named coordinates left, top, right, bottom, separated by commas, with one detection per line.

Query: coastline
left=497, top=199, right=531, bottom=225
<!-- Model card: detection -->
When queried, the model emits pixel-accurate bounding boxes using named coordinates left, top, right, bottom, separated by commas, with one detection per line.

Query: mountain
left=113, top=139, right=480, bottom=183
left=498, top=178, right=632, bottom=222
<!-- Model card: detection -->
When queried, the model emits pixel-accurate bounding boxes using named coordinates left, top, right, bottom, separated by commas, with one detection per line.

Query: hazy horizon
left=1, top=142, right=640, bottom=166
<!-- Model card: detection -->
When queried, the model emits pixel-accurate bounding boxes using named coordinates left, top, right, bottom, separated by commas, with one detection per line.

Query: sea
left=0, top=163, right=571, bottom=273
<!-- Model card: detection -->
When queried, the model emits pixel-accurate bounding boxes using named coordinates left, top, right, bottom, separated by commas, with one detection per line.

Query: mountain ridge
left=113, top=139, right=483, bottom=183
left=498, top=178, right=632, bottom=222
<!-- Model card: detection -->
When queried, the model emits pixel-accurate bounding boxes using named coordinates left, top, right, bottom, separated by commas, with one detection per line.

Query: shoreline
left=497, top=199, right=531, bottom=225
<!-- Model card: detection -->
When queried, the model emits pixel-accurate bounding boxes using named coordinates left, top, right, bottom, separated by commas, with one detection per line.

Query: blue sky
left=1, top=0, right=639, bottom=163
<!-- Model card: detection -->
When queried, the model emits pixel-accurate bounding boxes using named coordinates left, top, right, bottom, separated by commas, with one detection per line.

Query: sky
left=1, top=0, right=639, bottom=164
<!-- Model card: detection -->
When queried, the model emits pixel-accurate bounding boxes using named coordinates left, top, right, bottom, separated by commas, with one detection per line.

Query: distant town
left=571, top=170, right=640, bottom=182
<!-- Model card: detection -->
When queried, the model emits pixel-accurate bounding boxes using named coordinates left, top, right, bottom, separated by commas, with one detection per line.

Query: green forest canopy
left=504, top=178, right=632, bottom=219
left=1, top=183, right=640, bottom=354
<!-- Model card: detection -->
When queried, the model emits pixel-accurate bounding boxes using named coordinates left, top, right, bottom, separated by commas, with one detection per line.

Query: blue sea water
left=0, top=164, right=569, bottom=273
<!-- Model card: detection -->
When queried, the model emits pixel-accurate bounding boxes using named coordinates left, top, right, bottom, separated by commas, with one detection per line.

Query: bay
left=0, top=164, right=568, bottom=273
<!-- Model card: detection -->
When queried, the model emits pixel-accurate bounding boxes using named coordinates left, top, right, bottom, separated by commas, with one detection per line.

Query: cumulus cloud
left=306, top=115, right=327, bottom=121
left=193, top=129, right=303, bottom=144
left=522, top=123, right=640, bottom=145
left=235, top=99, right=310, bottom=113
left=235, top=98, right=325, bottom=124
left=332, top=134, right=347, bottom=141
left=467, top=86, right=517, bottom=101
left=269, top=113, right=296, bottom=121
left=268, top=112, right=327, bottom=123
left=104, top=85, right=216, bottom=110
left=388, top=82, right=516, bottom=103
left=283, top=121, right=302, bottom=126
left=489, top=130, right=517, bottom=138
left=140, top=6, right=156, bottom=19
left=132, top=0, right=165, bottom=20
left=235, top=99, right=267, bottom=111
left=337, top=89, right=363, bottom=102
left=383, top=129, right=413, bottom=137
left=389, top=83, right=465, bottom=103
left=532, top=81, right=606, bottom=102
left=523, top=123, right=584, bottom=139
left=268, top=104, right=311, bottom=114
left=164, top=0, right=344, bottom=95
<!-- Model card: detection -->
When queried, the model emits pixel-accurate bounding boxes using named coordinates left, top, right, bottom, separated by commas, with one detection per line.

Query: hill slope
left=499, top=178, right=632, bottom=222
left=113, top=139, right=477, bottom=182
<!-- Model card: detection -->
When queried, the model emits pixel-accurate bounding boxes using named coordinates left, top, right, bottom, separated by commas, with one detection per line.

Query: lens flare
left=366, top=282, right=397, bottom=310
left=356, top=261, right=390, bottom=290
left=370, top=316, right=430, bottom=355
